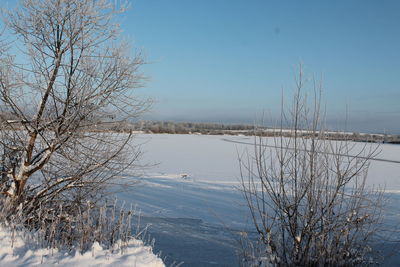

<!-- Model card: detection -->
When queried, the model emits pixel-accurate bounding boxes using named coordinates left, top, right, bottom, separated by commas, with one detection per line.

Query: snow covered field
left=118, top=134, right=400, bottom=266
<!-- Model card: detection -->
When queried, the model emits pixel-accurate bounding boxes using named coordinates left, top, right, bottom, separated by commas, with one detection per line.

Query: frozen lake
left=117, top=134, right=400, bottom=266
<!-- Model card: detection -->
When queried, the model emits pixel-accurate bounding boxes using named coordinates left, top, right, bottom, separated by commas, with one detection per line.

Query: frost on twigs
left=0, top=0, right=151, bottom=263
left=0, top=197, right=163, bottom=266
left=239, top=65, right=384, bottom=266
left=0, top=0, right=148, bottom=225
left=0, top=223, right=164, bottom=267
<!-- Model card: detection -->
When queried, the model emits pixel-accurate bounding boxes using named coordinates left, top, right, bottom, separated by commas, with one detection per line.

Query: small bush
left=239, top=67, right=384, bottom=266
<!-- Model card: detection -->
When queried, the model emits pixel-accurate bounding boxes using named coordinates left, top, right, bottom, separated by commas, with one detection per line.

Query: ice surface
left=120, top=134, right=400, bottom=266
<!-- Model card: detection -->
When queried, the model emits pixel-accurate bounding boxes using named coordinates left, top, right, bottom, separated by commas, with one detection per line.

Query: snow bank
left=0, top=225, right=165, bottom=267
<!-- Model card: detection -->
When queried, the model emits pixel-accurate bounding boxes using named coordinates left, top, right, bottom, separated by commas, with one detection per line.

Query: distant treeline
left=128, top=121, right=400, bottom=144
left=1, top=114, right=400, bottom=144
left=133, top=121, right=255, bottom=134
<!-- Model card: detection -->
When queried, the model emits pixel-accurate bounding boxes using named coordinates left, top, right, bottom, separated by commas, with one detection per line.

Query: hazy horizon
left=128, top=0, right=400, bottom=134
left=4, top=0, right=399, bottom=134
left=142, top=111, right=400, bottom=135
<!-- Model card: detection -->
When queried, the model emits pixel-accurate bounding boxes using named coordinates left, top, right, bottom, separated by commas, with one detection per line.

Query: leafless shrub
left=239, top=66, right=384, bottom=266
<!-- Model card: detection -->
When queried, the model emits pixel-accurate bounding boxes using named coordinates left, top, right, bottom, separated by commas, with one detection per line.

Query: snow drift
left=0, top=224, right=164, bottom=267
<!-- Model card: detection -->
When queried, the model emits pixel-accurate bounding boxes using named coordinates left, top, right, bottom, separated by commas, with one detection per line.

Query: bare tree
left=239, top=66, right=383, bottom=266
left=0, top=0, right=147, bottom=218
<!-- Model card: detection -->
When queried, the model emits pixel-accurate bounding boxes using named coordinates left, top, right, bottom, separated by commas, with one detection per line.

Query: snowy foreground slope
left=0, top=225, right=164, bottom=267
left=121, top=134, right=400, bottom=266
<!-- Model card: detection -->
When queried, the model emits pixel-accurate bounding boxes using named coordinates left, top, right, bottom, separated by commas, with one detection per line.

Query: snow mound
left=0, top=225, right=165, bottom=267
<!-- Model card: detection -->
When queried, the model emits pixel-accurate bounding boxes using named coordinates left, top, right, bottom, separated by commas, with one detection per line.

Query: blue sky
left=3, top=0, right=400, bottom=133
left=121, top=0, right=400, bottom=133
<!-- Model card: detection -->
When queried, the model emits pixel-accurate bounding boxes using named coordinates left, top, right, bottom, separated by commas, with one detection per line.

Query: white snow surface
left=129, top=134, right=400, bottom=227
left=124, top=134, right=400, bottom=266
left=0, top=225, right=164, bottom=267
left=134, top=134, right=400, bottom=189
left=2, top=134, right=399, bottom=267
